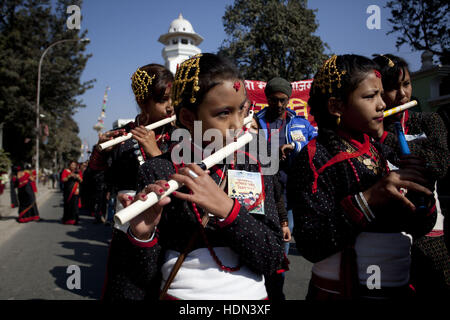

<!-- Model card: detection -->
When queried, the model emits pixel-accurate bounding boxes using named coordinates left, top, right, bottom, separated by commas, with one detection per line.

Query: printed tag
left=228, top=170, right=264, bottom=215
left=291, top=130, right=306, bottom=142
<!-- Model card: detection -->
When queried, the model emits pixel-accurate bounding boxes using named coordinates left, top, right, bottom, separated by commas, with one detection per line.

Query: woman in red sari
left=14, top=165, right=40, bottom=223
left=61, top=161, right=82, bottom=225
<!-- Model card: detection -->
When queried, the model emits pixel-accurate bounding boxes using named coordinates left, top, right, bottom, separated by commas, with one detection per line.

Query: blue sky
left=73, top=0, right=423, bottom=157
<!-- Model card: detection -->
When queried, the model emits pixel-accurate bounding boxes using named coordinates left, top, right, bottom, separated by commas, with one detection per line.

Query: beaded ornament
left=171, top=54, right=202, bottom=106
left=131, top=68, right=156, bottom=103
left=312, top=55, right=347, bottom=95
left=380, top=54, right=395, bottom=68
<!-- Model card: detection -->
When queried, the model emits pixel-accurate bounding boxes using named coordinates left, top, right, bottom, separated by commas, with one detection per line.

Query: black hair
left=308, top=54, right=379, bottom=129
left=132, top=64, right=174, bottom=107
left=174, top=53, right=242, bottom=128
left=372, top=54, right=410, bottom=92
left=68, top=160, right=78, bottom=167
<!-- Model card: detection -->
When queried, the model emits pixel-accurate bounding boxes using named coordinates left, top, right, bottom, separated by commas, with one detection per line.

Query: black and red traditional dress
left=287, top=127, right=437, bottom=300
left=380, top=109, right=450, bottom=296
left=84, top=119, right=174, bottom=222
left=14, top=170, right=40, bottom=223
left=101, top=136, right=287, bottom=300
left=61, top=169, right=82, bottom=225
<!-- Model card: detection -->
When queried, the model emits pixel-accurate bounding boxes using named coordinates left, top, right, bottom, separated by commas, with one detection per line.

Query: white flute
left=114, top=116, right=254, bottom=226
left=98, top=115, right=176, bottom=151
left=383, top=100, right=417, bottom=118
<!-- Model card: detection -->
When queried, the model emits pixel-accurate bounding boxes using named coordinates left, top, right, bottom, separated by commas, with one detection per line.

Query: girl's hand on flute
left=362, top=169, right=433, bottom=213
left=398, top=154, right=434, bottom=189
left=129, top=180, right=172, bottom=240
left=169, top=163, right=234, bottom=219
left=131, top=126, right=163, bottom=158
left=97, top=129, right=127, bottom=152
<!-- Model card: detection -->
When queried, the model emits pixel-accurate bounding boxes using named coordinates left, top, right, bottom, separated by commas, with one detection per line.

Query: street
left=0, top=188, right=111, bottom=300
left=0, top=189, right=312, bottom=300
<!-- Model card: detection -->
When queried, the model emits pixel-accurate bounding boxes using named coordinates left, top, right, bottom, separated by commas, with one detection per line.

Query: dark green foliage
left=0, top=0, right=94, bottom=168
left=386, top=0, right=449, bottom=65
left=218, top=0, right=328, bottom=81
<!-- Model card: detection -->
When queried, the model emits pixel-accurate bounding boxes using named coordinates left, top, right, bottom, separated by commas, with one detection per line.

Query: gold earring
left=336, top=116, right=341, bottom=126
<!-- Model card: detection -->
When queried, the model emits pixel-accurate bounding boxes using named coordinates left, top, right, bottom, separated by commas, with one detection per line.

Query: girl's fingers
left=399, top=154, right=425, bottom=164
left=170, top=190, right=194, bottom=202
left=135, top=192, right=148, bottom=202
left=388, top=187, right=417, bottom=212
left=117, top=193, right=133, bottom=208
left=154, top=180, right=170, bottom=190
left=400, top=180, right=433, bottom=197
left=169, top=172, right=196, bottom=191
left=143, top=184, right=166, bottom=196
left=184, top=163, right=208, bottom=177
left=157, top=196, right=171, bottom=207
left=396, top=170, right=429, bottom=186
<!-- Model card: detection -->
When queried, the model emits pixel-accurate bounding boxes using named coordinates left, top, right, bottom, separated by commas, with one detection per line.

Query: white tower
left=158, top=13, right=203, bottom=75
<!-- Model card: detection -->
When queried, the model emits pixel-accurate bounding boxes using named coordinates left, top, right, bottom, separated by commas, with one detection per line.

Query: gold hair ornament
left=312, top=55, right=347, bottom=95
left=380, top=55, right=395, bottom=68
left=131, top=68, right=156, bottom=102
left=171, top=54, right=202, bottom=106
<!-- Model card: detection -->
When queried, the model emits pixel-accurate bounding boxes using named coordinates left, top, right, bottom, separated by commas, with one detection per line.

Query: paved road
left=0, top=189, right=112, bottom=300
left=284, top=244, right=313, bottom=300
left=0, top=189, right=312, bottom=300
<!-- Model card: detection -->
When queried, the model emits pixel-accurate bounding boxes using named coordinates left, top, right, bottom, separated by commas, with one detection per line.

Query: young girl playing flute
left=86, top=64, right=174, bottom=223
left=287, top=54, right=436, bottom=300
left=102, top=53, right=285, bottom=300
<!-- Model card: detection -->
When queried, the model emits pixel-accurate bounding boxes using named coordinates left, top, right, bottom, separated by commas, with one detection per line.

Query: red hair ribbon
left=374, top=70, right=381, bottom=79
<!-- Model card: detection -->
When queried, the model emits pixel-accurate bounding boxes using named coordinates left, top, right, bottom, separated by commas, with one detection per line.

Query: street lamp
left=35, top=38, right=90, bottom=187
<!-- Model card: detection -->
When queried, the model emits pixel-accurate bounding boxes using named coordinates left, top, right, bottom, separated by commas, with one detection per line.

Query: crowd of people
left=8, top=159, right=115, bottom=226
left=8, top=52, right=450, bottom=301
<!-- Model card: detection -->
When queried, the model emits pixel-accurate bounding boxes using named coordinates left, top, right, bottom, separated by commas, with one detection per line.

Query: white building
left=158, top=13, right=203, bottom=75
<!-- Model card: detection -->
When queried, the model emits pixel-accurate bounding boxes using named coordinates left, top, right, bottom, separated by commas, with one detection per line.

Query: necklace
left=190, top=163, right=241, bottom=272
left=340, top=138, right=381, bottom=175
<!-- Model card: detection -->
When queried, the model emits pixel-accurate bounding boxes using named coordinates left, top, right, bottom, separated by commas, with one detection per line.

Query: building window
left=172, top=39, right=178, bottom=45
left=181, top=38, right=188, bottom=45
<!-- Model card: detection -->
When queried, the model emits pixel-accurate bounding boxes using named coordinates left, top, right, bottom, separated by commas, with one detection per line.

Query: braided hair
left=171, top=53, right=242, bottom=129
left=308, top=54, right=379, bottom=130
left=372, top=54, right=409, bottom=91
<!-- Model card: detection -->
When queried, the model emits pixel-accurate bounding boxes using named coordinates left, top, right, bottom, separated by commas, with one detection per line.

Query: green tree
left=0, top=0, right=94, bottom=166
left=386, top=0, right=449, bottom=64
left=218, top=0, right=328, bottom=81
left=0, top=149, right=12, bottom=173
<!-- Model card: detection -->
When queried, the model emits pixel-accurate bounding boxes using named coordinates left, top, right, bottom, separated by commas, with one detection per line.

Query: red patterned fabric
left=244, top=79, right=316, bottom=127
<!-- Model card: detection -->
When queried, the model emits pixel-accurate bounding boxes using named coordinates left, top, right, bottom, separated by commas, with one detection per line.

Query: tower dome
left=169, top=13, right=195, bottom=34
left=158, top=13, right=203, bottom=74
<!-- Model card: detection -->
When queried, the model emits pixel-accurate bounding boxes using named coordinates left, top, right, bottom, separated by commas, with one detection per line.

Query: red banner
left=244, top=79, right=316, bottom=127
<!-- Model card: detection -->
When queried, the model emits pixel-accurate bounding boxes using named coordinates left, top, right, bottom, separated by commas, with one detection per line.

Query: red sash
left=67, top=182, right=79, bottom=203
left=18, top=172, right=30, bottom=188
